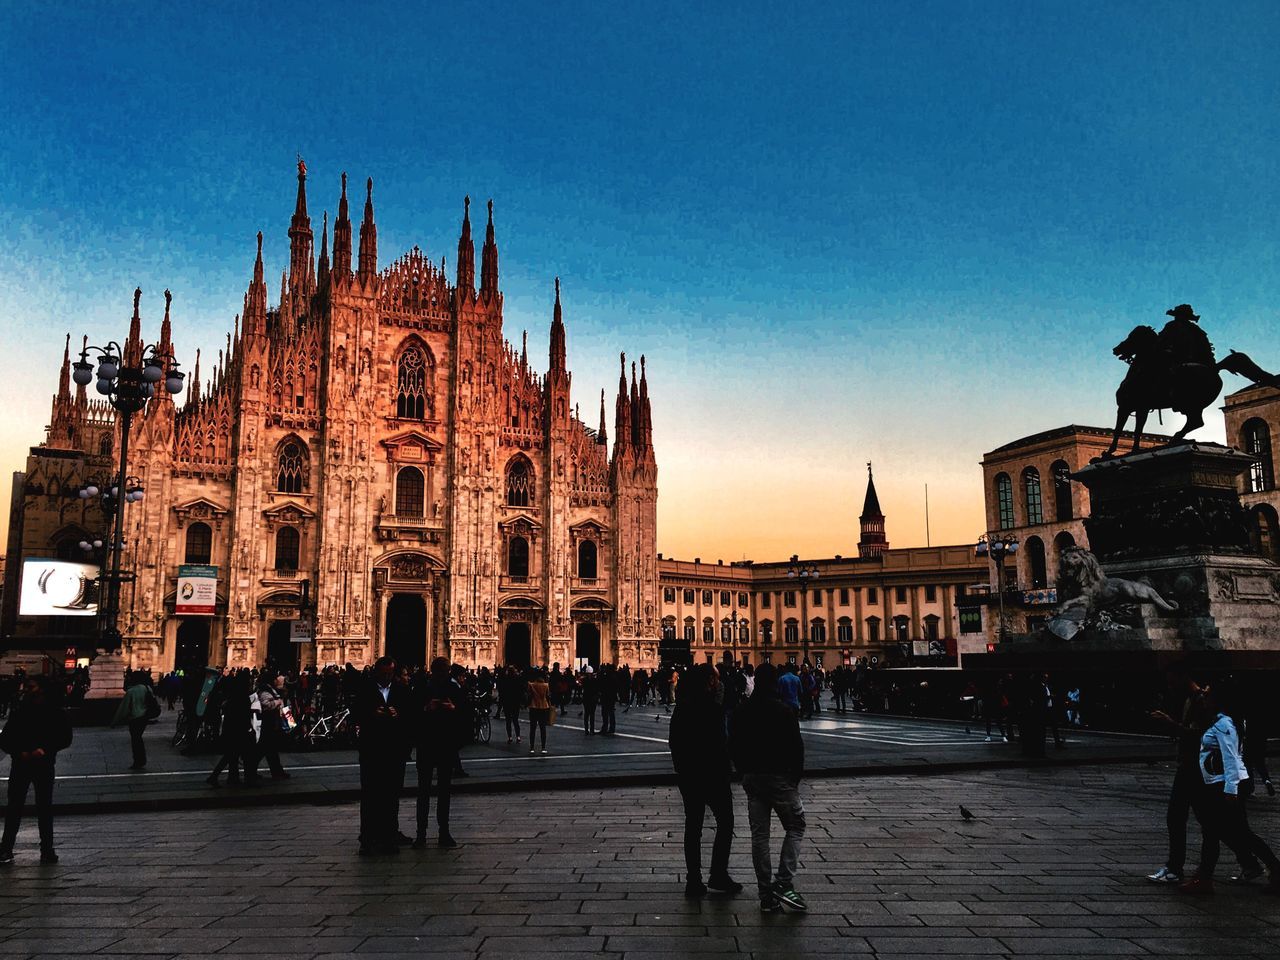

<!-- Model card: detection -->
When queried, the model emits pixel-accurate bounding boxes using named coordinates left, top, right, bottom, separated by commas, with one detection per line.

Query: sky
left=1, top=1, right=1277, bottom=562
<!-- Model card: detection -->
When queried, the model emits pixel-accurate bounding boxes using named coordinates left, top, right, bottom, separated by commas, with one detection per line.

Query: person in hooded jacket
left=669, top=663, right=741, bottom=898
left=0, top=676, right=73, bottom=863
left=730, top=662, right=807, bottom=913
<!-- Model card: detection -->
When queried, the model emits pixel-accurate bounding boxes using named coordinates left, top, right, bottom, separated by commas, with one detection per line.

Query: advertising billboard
left=18, top=559, right=101, bottom=617
left=175, top=564, right=218, bottom=616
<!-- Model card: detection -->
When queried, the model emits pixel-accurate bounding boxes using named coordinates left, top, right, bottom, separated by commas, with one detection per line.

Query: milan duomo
left=13, top=163, right=660, bottom=673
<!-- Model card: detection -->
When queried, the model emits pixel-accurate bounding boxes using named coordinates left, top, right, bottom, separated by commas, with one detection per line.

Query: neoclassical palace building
left=1, top=164, right=659, bottom=672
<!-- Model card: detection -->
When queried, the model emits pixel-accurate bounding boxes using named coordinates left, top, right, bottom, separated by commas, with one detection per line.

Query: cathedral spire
left=549, top=276, right=566, bottom=373
left=480, top=198, right=499, bottom=299
left=613, top=351, right=632, bottom=460
left=357, top=176, right=377, bottom=282
left=332, top=172, right=353, bottom=279
left=189, top=348, right=202, bottom=405
left=155, top=290, right=175, bottom=407
left=317, top=210, right=330, bottom=289
left=57, top=333, right=71, bottom=400
left=75, top=335, right=88, bottom=405
left=456, top=195, right=475, bottom=293
left=288, top=158, right=314, bottom=297
left=520, top=329, right=528, bottom=370
left=597, top=388, right=608, bottom=446
left=124, top=287, right=144, bottom=367
left=857, top=461, right=888, bottom=558
left=638, top=354, right=653, bottom=453
left=244, top=232, right=267, bottom=338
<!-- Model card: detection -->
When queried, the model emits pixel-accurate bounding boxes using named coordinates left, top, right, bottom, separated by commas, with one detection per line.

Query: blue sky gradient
left=1, top=2, right=1277, bottom=559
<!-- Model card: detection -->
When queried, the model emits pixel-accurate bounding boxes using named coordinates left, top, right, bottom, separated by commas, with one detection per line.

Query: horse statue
left=1047, top=546, right=1178, bottom=640
left=1103, top=304, right=1280, bottom=458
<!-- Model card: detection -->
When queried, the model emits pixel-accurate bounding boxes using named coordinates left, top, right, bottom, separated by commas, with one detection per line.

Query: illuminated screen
left=18, top=559, right=101, bottom=617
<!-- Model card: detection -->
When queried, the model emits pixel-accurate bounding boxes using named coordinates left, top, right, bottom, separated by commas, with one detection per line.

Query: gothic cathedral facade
left=12, top=164, right=660, bottom=672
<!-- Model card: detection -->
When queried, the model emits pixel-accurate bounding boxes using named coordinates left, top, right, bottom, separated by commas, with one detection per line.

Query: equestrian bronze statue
left=1104, top=304, right=1280, bottom=458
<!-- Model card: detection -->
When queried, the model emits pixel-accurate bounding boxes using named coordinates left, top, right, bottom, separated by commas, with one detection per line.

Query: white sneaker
left=1147, top=867, right=1183, bottom=884
left=984, top=736, right=993, bottom=742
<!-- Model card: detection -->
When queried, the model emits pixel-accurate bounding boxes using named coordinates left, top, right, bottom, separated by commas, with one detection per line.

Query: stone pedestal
left=1068, top=442, right=1280, bottom=653
left=84, top=651, right=128, bottom=699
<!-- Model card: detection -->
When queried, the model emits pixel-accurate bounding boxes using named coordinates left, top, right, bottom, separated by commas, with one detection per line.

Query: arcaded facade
left=4, top=164, right=659, bottom=672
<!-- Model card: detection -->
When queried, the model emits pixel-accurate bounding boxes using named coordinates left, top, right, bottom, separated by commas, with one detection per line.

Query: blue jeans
left=742, top=773, right=805, bottom=897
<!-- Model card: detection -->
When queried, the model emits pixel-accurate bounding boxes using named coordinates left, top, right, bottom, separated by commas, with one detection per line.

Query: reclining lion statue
left=1048, top=546, right=1178, bottom=640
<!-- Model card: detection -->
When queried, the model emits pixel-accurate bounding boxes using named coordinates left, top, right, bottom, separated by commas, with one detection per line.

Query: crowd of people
left=0, top=656, right=1276, bottom=904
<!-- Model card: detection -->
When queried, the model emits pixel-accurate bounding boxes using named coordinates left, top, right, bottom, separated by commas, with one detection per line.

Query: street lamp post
left=975, top=534, right=1019, bottom=643
left=727, top=608, right=741, bottom=665
left=72, top=291, right=184, bottom=651
left=786, top=556, right=820, bottom=667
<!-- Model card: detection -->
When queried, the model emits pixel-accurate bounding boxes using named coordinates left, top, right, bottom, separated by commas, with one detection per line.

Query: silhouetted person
left=669, top=663, right=740, bottom=898
left=207, top=672, right=259, bottom=786
left=0, top=677, right=73, bottom=863
left=356, top=657, right=412, bottom=855
left=731, top=663, right=807, bottom=912
left=599, top=664, right=618, bottom=735
left=413, top=657, right=462, bottom=848
left=112, top=671, right=156, bottom=770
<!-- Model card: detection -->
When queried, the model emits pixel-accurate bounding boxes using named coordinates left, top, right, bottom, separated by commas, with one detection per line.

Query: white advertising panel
left=176, top=564, right=218, bottom=616
left=18, top=559, right=100, bottom=617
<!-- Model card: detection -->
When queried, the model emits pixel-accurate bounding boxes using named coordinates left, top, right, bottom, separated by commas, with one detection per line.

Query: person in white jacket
left=1179, top=686, right=1280, bottom=895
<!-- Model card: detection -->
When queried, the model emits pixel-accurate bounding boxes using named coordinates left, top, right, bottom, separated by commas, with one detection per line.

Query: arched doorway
left=504, top=622, right=532, bottom=667
left=266, top=619, right=295, bottom=672
left=385, top=593, right=427, bottom=669
left=175, top=619, right=210, bottom=673
left=1251, top=505, right=1280, bottom=562
left=575, top=622, right=601, bottom=667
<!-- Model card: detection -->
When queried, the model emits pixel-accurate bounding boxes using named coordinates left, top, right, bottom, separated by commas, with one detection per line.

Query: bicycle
left=305, top=707, right=352, bottom=747
left=472, top=699, right=492, bottom=744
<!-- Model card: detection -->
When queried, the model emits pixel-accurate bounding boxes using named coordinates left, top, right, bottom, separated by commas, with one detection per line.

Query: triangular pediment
left=569, top=519, right=606, bottom=535
left=172, top=497, right=230, bottom=522
left=499, top=513, right=543, bottom=533
left=380, top=430, right=444, bottom=460
left=263, top=500, right=317, bottom=522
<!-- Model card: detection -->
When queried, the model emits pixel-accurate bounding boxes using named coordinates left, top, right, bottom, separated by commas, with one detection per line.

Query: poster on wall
left=175, top=564, right=218, bottom=616
left=18, top=559, right=100, bottom=617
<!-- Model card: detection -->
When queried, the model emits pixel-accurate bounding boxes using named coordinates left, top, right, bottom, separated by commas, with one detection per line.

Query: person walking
left=112, top=671, right=157, bottom=770
left=355, top=657, right=412, bottom=855
left=669, top=663, right=741, bottom=898
left=731, top=662, right=807, bottom=913
left=1177, top=685, right=1280, bottom=895
left=776, top=664, right=801, bottom=715
left=499, top=666, right=523, bottom=744
left=1146, top=674, right=1215, bottom=884
left=527, top=670, right=551, bottom=755
left=207, top=671, right=260, bottom=787
left=413, top=657, right=461, bottom=849
left=249, top=672, right=290, bottom=780
left=0, top=676, right=73, bottom=863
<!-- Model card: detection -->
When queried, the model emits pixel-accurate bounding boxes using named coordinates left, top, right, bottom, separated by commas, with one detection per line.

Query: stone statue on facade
left=1047, top=546, right=1179, bottom=639
left=1104, top=304, right=1280, bottom=458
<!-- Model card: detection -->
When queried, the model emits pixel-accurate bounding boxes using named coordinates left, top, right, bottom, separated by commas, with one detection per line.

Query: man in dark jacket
left=669, top=663, right=741, bottom=898
left=413, top=657, right=462, bottom=848
left=598, top=664, right=618, bottom=736
left=355, top=657, right=412, bottom=855
left=730, top=662, right=807, bottom=912
left=0, top=676, right=73, bottom=863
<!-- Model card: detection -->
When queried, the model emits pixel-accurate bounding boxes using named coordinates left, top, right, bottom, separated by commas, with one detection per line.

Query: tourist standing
left=582, top=666, right=598, bottom=735
left=599, top=664, right=618, bottom=736
left=112, top=670, right=156, bottom=770
left=413, top=657, right=461, bottom=848
left=499, top=666, right=523, bottom=744
left=0, top=677, right=73, bottom=864
left=208, top=671, right=260, bottom=787
left=776, top=664, right=801, bottom=714
left=669, top=663, right=741, bottom=898
left=731, top=662, right=807, bottom=913
left=527, top=670, right=551, bottom=755
left=355, top=657, right=412, bottom=855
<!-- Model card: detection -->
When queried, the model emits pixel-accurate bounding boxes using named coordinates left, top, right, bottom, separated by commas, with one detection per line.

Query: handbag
left=144, top=689, right=162, bottom=721
left=548, top=706, right=557, bottom=726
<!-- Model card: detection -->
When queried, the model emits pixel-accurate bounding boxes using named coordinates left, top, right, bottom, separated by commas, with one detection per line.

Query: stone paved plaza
left=1, top=764, right=1278, bottom=958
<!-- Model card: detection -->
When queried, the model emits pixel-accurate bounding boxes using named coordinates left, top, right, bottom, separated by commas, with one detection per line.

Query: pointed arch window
left=506, top=457, right=533, bottom=507
left=1243, top=419, right=1273, bottom=493
left=395, top=344, right=432, bottom=420
left=995, top=473, right=1014, bottom=530
left=577, top=539, right=598, bottom=579
left=1025, top=535, right=1048, bottom=589
left=276, top=440, right=307, bottom=493
left=395, top=466, right=425, bottom=518
left=185, top=522, right=212, bottom=564
left=1023, top=467, right=1043, bottom=526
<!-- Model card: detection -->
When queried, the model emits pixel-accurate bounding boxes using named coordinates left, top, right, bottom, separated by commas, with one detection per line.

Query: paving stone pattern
left=1, top=764, right=1279, bottom=958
